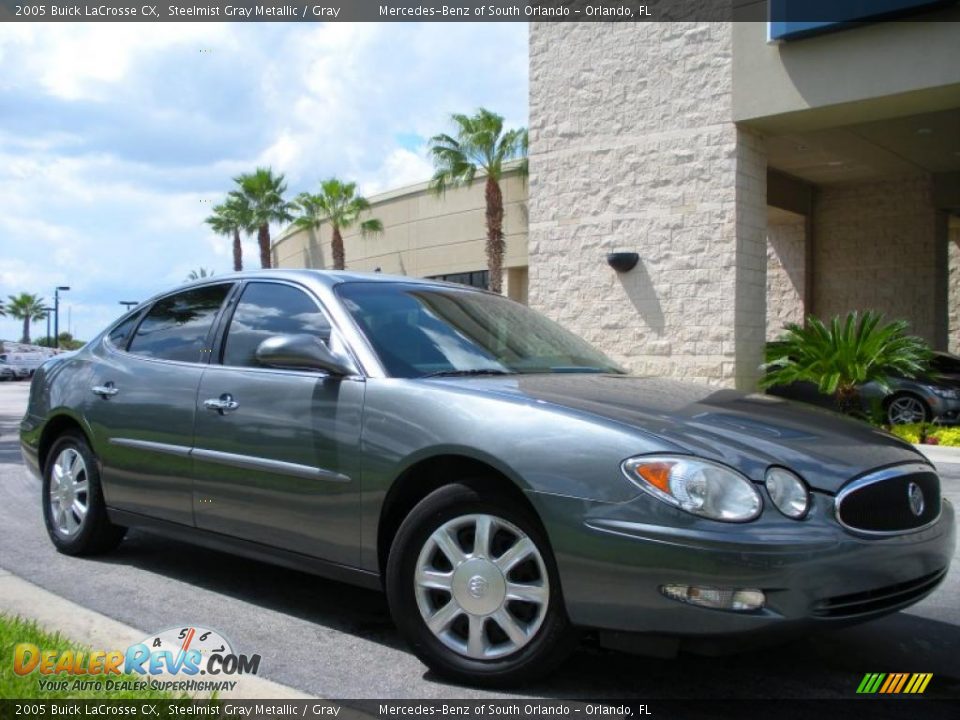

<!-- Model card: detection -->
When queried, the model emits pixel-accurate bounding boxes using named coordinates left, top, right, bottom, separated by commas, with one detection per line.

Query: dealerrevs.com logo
left=13, top=626, right=260, bottom=693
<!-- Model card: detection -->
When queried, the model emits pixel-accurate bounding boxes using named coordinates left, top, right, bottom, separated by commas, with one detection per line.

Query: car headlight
left=765, top=467, right=810, bottom=519
left=931, top=386, right=960, bottom=399
left=621, top=455, right=762, bottom=522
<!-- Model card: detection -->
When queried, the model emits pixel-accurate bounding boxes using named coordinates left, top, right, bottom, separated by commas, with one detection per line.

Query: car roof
left=185, top=268, right=441, bottom=287
left=140, top=269, right=487, bottom=310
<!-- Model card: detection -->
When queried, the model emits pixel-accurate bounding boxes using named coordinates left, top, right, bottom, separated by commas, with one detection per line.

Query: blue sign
left=769, top=0, right=956, bottom=41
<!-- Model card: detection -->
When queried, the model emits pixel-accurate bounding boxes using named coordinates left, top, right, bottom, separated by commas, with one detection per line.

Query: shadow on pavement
left=97, top=530, right=960, bottom=700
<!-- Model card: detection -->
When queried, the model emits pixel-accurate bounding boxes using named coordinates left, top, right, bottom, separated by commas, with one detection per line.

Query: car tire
left=885, top=393, right=931, bottom=425
left=386, top=482, right=576, bottom=687
left=42, top=431, right=126, bottom=556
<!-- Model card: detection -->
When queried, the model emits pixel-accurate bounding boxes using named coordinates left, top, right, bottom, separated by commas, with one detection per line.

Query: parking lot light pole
left=43, top=306, right=54, bottom=347
left=119, top=301, right=138, bottom=311
left=54, top=286, right=70, bottom=349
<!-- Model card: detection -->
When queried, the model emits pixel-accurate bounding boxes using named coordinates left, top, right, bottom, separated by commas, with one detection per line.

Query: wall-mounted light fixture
left=606, top=252, right=639, bottom=273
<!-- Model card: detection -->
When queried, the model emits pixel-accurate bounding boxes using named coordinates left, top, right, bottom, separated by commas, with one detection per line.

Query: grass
left=0, top=613, right=179, bottom=700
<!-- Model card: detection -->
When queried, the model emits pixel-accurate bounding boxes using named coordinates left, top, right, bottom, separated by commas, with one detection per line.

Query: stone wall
left=949, top=218, right=960, bottom=354
left=766, top=214, right=806, bottom=340
left=528, top=22, right=767, bottom=388
left=813, top=175, right=939, bottom=344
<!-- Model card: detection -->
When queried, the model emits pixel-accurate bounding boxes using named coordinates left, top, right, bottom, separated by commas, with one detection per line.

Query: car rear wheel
left=385, top=483, right=575, bottom=687
left=43, top=432, right=126, bottom=555
left=886, top=393, right=931, bottom=425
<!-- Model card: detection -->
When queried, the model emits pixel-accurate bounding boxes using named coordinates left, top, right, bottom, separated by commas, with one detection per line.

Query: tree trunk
left=836, top=385, right=858, bottom=416
left=21, top=316, right=30, bottom=344
left=484, top=176, right=505, bottom=294
left=232, top=229, right=243, bottom=272
left=258, top=224, right=271, bottom=269
left=331, top=225, right=345, bottom=271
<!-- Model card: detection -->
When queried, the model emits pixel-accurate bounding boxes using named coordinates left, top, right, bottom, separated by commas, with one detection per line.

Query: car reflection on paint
left=20, top=270, right=956, bottom=686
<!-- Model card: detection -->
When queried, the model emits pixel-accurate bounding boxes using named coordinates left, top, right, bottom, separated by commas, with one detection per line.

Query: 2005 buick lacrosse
left=21, top=270, right=955, bottom=686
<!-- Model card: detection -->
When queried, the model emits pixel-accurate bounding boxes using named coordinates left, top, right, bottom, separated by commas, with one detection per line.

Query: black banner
left=0, top=0, right=958, bottom=23
left=1, top=700, right=959, bottom=720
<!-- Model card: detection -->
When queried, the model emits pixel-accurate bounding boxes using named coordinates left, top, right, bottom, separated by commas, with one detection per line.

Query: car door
left=82, top=283, right=235, bottom=526
left=191, top=280, right=365, bottom=567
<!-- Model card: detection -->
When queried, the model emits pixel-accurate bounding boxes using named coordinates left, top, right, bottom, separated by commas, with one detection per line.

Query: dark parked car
left=767, top=349, right=960, bottom=425
left=21, top=271, right=955, bottom=686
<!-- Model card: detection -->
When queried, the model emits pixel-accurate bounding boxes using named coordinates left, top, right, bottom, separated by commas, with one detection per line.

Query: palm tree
left=293, top=179, right=384, bottom=271
left=761, top=311, right=932, bottom=416
left=6, top=292, right=47, bottom=344
left=232, top=167, right=294, bottom=269
left=428, top=108, right=527, bottom=294
left=205, top=195, right=251, bottom=271
left=185, top=268, right=214, bottom=282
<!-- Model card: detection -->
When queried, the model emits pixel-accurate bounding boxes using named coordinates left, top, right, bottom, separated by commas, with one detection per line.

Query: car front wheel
left=43, top=431, right=126, bottom=555
left=386, top=483, right=575, bottom=686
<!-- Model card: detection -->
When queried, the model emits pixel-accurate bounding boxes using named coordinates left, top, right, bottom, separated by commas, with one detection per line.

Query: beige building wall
left=813, top=175, right=942, bottom=343
left=272, top=168, right=529, bottom=300
left=766, top=210, right=807, bottom=340
left=528, top=22, right=767, bottom=389
left=732, top=14, right=960, bottom=132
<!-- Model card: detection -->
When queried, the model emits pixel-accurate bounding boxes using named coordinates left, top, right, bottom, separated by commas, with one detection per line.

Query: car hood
left=437, top=374, right=928, bottom=493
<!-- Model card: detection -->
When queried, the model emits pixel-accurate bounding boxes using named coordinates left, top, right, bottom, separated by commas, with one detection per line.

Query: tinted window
left=930, top=354, right=960, bottom=374
left=106, top=313, right=141, bottom=350
left=336, top=282, right=621, bottom=378
left=128, top=285, right=231, bottom=362
left=222, top=283, right=331, bottom=367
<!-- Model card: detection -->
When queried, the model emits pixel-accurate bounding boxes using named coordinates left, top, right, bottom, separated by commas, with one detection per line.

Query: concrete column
left=528, top=22, right=767, bottom=388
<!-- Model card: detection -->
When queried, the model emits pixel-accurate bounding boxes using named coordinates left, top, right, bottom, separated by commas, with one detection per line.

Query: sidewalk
left=912, top=443, right=960, bottom=467
left=0, top=568, right=312, bottom=700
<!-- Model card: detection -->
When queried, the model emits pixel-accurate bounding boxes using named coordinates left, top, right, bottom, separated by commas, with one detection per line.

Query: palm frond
left=760, top=311, right=932, bottom=407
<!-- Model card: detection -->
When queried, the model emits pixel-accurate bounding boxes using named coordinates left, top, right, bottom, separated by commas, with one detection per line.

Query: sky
left=0, top=22, right=528, bottom=343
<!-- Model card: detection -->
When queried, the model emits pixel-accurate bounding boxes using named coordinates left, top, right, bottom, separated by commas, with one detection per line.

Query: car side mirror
left=254, top=334, right=356, bottom=376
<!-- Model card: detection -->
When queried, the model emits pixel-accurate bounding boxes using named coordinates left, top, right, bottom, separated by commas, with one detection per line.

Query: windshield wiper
left=421, top=369, right=516, bottom=378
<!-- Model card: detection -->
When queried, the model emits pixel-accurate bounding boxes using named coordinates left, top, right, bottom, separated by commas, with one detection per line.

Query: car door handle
left=91, top=383, right=119, bottom=398
left=204, top=394, right=239, bottom=414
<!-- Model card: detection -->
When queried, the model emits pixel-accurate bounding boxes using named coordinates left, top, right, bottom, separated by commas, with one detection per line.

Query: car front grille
left=836, top=464, right=941, bottom=533
left=812, top=568, right=947, bottom=618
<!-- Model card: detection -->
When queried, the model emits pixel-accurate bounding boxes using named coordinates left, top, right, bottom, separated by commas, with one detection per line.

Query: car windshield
left=337, top=282, right=623, bottom=378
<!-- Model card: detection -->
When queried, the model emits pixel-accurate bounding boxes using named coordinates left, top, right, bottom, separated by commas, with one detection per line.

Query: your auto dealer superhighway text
left=48, top=5, right=342, bottom=18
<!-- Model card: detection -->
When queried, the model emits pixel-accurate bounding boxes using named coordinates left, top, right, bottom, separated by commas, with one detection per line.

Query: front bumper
left=530, top=488, right=955, bottom=639
left=929, top=394, right=960, bottom=423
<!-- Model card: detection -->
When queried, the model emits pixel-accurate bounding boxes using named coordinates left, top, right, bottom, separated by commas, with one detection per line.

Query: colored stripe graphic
left=857, top=672, right=932, bottom=694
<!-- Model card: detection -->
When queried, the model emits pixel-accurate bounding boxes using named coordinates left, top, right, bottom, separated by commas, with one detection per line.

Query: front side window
left=222, top=282, right=332, bottom=368
left=128, top=284, right=231, bottom=362
left=336, top=282, right=622, bottom=378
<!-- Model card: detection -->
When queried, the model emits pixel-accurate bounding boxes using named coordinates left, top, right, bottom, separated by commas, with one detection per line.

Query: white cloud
left=0, top=21, right=528, bottom=342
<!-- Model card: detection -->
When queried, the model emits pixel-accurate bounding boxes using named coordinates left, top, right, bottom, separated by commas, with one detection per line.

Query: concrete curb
left=912, top=443, right=960, bottom=466
left=0, top=568, right=312, bottom=700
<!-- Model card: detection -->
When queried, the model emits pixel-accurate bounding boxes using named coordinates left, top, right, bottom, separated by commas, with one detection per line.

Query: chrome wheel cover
left=49, top=447, right=89, bottom=537
left=414, top=513, right=549, bottom=660
left=888, top=396, right=926, bottom=425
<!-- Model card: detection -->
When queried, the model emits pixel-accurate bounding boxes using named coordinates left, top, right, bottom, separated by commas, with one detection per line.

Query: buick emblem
left=467, top=575, right=489, bottom=599
left=907, top=482, right=925, bottom=517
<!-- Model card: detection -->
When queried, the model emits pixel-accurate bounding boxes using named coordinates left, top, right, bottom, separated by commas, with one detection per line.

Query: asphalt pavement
left=0, top=381, right=958, bottom=700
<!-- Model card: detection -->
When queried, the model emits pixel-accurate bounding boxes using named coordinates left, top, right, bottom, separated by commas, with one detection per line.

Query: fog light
left=661, top=584, right=765, bottom=611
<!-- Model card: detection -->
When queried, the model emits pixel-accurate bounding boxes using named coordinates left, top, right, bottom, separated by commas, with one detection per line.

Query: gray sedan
left=19, top=270, right=956, bottom=686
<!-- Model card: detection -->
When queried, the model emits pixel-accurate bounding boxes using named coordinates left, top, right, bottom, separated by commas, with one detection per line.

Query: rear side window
left=128, top=285, right=231, bottom=363
left=222, top=282, right=331, bottom=367
left=106, top=313, right=141, bottom=350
